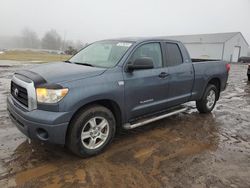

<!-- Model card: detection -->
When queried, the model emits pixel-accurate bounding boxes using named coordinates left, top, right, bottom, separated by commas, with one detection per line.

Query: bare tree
left=62, top=40, right=86, bottom=53
left=21, top=28, right=40, bottom=49
left=41, top=29, right=62, bottom=50
left=65, top=46, right=78, bottom=55
left=63, top=40, right=74, bottom=51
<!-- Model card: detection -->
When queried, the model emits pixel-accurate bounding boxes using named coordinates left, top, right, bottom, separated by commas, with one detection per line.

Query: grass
left=0, top=50, right=72, bottom=62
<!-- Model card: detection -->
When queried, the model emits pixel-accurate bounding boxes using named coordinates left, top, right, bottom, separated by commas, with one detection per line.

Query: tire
left=66, top=105, right=116, bottom=157
left=248, top=75, right=250, bottom=81
left=196, top=84, right=218, bottom=113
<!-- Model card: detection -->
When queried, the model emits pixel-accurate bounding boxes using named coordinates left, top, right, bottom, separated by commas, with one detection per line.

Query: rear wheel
left=66, top=105, right=116, bottom=157
left=196, top=84, right=218, bottom=113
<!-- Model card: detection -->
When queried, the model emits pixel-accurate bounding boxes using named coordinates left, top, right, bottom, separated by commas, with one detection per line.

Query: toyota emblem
left=14, top=88, right=19, bottom=97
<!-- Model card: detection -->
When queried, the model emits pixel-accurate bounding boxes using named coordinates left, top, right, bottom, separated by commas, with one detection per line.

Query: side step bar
left=123, top=107, right=188, bottom=129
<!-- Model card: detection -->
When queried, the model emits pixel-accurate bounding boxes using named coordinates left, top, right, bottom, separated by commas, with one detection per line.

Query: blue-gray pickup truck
left=7, top=37, right=230, bottom=157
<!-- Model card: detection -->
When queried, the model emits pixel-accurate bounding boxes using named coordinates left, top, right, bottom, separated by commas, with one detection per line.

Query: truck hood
left=21, top=62, right=106, bottom=84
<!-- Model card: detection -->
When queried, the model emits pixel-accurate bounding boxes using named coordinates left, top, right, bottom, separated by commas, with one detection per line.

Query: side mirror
left=127, top=57, right=154, bottom=71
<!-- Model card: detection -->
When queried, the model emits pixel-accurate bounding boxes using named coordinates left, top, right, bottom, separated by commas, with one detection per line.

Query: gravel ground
left=0, top=61, right=249, bottom=188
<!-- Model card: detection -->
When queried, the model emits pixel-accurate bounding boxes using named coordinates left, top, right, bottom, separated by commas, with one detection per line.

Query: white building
left=167, top=32, right=249, bottom=62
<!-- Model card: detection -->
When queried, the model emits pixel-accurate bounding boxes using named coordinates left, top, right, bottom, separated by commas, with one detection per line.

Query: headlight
left=36, top=88, right=68, bottom=103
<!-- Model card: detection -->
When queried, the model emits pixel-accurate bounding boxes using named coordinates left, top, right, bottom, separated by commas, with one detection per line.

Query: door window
left=165, top=43, right=183, bottom=66
left=130, top=43, right=163, bottom=68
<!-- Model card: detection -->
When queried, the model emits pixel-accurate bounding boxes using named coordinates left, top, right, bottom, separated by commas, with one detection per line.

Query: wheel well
left=208, top=78, right=221, bottom=100
left=68, top=99, right=122, bottom=130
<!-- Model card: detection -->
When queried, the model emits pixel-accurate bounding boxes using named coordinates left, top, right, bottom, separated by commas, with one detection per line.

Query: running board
left=123, top=107, right=188, bottom=129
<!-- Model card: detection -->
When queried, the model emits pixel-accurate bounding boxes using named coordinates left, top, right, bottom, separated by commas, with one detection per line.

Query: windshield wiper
left=74, top=62, right=94, bottom=67
left=64, top=60, right=72, bottom=63
left=64, top=60, right=94, bottom=67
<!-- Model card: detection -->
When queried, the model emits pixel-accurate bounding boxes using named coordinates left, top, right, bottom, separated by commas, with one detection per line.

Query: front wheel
left=196, top=84, right=218, bottom=113
left=66, top=105, right=116, bottom=157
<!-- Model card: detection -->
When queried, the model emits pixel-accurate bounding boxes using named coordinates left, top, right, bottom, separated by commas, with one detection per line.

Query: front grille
left=11, top=81, right=28, bottom=107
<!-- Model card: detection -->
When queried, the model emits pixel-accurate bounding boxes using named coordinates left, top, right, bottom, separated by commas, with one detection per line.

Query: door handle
left=158, top=72, right=169, bottom=78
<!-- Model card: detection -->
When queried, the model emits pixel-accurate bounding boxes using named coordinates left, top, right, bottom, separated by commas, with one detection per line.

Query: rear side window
left=130, top=43, right=163, bottom=68
left=165, top=43, right=183, bottom=66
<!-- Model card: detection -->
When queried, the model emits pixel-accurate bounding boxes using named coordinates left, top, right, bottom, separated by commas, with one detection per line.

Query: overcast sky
left=0, top=0, right=249, bottom=43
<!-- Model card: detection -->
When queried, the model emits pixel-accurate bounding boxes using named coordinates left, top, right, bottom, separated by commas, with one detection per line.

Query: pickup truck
left=7, top=38, right=230, bottom=157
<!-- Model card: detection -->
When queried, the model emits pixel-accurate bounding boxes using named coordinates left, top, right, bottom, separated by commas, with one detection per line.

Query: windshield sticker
left=116, top=42, right=132, bottom=47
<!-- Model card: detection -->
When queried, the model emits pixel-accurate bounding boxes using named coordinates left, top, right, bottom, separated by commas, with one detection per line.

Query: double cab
left=7, top=37, right=230, bottom=157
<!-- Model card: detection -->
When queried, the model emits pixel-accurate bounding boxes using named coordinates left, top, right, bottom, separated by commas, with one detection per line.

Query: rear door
left=164, top=42, right=194, bottom=106
left=123, top=42, right=169, bottom=120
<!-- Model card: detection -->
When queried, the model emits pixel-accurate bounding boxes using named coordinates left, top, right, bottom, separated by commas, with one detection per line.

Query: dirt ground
left=0, top=61, right=249, bottom=188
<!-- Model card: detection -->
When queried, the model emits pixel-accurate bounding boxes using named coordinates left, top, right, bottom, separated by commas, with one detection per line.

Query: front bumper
left=7, top=96, right=69, bottom=145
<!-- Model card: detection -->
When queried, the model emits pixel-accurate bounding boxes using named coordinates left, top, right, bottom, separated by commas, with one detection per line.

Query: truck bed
left=191, top=58, right=220, bottom=62
left=190, top=59, right=228, bottom=101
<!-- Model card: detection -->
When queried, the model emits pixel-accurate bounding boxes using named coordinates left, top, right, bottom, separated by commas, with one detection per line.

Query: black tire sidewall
left=196, top=84, right=218, bottom=113
left=67, top=106, right=116, bottom=157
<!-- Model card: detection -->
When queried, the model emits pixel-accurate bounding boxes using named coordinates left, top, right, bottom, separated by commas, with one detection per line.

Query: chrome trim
left=118, top=81, right=124, bottom=86
left=123, top=107, right=187, bottom=129
left=11, top=93, right=29, bottom=111
left=12, top=75, right=37, bottom=111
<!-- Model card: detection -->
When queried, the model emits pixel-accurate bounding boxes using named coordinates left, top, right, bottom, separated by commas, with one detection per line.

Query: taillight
left=226, top=63, right=230, bottom=72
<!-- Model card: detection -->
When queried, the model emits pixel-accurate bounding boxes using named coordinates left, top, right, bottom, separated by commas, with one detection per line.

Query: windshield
left=69, top=41, right=133, bottom=68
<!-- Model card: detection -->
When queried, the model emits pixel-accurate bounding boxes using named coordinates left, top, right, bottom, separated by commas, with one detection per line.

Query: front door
left=123, top=42, right=169, bottom=120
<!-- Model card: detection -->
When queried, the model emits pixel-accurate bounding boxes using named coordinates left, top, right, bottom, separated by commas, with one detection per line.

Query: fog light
left=37, top=128, right=49, bottom=140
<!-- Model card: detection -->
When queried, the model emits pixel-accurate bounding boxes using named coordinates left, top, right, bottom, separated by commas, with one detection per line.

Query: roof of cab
left=102, top=36, right=181, bottom=43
